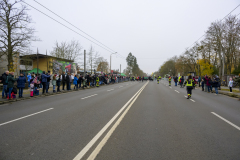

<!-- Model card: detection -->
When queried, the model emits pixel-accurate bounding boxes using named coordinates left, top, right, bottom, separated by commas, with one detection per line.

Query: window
left=20, top=60, right=32, bottom=66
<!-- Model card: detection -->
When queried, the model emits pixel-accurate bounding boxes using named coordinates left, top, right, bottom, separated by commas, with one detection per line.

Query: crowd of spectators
left=0, top=70, right=129, bottom=100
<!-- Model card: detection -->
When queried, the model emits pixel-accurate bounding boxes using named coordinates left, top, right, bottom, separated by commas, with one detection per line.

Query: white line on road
left=190, top=99, right=195, bottom=102
left=169, top=87, right=172, bottom=89
left=211, top=112, right=240, bottom=131
left=81, top=94, right=98, bottom=99
left=107, top=89, right=114, bottom=92
left=119, top=86, right=123, bottom=88
left=73, top=82, right=149, bottom=160
left=175, top=90, right=179, bottom=93
left=0, top=108, right=54, bottom=127
left=87, top=81, right=148, bottom=160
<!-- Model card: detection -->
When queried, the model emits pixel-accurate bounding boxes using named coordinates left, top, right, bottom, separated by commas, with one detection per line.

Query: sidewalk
left=0, top=81, right=128, bottom=104
left=0, top=84, right=77, bottom=102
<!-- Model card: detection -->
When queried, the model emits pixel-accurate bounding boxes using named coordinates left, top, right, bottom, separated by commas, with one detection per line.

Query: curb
left=218, top=91, right=240, bottom=99
left=0, top=81, right=129, bottom=105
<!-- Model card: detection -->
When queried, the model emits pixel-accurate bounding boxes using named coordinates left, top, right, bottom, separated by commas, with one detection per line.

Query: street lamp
left=110, top=52, right=117, bottom=74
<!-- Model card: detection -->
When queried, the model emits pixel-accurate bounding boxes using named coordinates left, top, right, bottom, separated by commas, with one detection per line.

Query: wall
left=33, top=57, right=53, bottom=73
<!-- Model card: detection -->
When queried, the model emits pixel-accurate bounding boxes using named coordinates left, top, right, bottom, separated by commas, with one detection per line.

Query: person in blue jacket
left=73, top=75, right=78, bottom=90
left=27, top=73, right=31, bottom=87
left=17, top=73, right=26, bottom=98
left=41, top=71, right=51, bottom=94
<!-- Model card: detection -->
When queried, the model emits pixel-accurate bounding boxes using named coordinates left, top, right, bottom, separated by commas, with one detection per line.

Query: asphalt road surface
left=0, top=80, right=239, bottom=160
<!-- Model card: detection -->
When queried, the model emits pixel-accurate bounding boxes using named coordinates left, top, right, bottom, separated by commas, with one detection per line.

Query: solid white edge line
left=87, top=80, right=148, bottom=160
left=211, top=112, right=240, bottom=131
left=0, top=108, right=54, bottom=127
left=73, top=82, right=149, bottom=160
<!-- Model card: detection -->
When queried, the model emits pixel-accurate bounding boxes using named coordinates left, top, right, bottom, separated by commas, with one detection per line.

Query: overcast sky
left=26, top=0, right=240, bottom=75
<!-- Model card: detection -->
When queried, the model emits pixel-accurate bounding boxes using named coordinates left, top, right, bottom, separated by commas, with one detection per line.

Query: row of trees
left=123, top=52, right=147, bottom=76
left=159, top=15, right=240, bottom=78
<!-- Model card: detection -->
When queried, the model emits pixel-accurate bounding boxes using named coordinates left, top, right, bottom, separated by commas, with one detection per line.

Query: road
left=0, top=80, right=239, bottom=160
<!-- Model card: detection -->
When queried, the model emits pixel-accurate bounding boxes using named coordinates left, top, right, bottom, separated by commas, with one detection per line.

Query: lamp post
left=110, top=52, right=117, bottom=74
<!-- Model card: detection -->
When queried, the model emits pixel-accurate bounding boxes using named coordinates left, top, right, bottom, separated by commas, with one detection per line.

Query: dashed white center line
left=175, top=90, right=179, bottom=93
left=169, top=87, right=172, bottom=89
left=184, top=95, right=196, bottom=102
left=211, top=112, right=240, bottom=131
left=0, top=108, right=54, bottom=127
left=190, top=99, right=195, bottom=102
left=81, top=94, right=98, bottom=99
left=107, top=89, right=114, bottom=92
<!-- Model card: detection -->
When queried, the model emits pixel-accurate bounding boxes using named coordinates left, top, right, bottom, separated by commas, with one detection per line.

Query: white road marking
left=169, top=87, right=172, bottom=89
left=119, top=86, right=123, bottom=88
left=184, top=95, right=188, bottom=98
left=73, top=82, right=149, bottom=160
left=211, top=112, right=240, bottom=131
left=81, top=94, right=98, bottom=99
left=190, top=99, right=195, bottom=102
left=86, top=82, right=148, bottom=160
left=175, top=90, right=179, bottom=93
left=0, top=108, right=54, bottom=127
left=107, top=89, right=114, bottom=92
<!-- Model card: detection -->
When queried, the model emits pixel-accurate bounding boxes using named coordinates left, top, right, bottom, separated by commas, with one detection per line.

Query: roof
left=20, top=54, right=74, bottom=62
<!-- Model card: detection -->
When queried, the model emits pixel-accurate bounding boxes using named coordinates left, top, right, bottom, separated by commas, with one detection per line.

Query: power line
left=22, top=1, right=127, bottom=60
left=22, top=1, right=115, bottom=53
left=33, top=0, right=116, bottom=53
left=184, top=3, right=240, bottom=51
left=31, top=0, right=126, bottom=59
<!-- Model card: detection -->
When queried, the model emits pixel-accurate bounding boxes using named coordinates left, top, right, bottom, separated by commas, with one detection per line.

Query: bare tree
left=87, top=45, right=100, bottom=73
left=0, top=0, right=37, bottom=71
left=50, top=40, right=82, bottom=61
left=96, top=57, right=109, bottom=73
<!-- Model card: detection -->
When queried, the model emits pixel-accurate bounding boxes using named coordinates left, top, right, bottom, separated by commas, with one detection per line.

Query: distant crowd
left=0, top=70, right=129, bottom=100
left=170, top=74, right=239, bottom=95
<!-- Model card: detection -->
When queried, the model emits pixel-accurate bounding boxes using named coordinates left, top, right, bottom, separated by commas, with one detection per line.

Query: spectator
left=174, top=76, right=178, bottom=86
left=73, top=75, right=78, bottom=89
left=30, top=81, right=34, bottom=97
left=52, top=74, right=56, bottom=93
left=61, top=72, right=66, bottom=90
left=209, top=77, right=213, bottom=93
left=1, top=70, right=9, bottom=99
left=198, top=76, right=201, bottom=87
left=70, top=73, right=74, bottom=89
left=41, top=71, right=51, bottom=94
left=229, top=77, right=233, bottom=93
left=77, top=74, right=82, bottom=89
left=66, top=72, right=70, bottom=90
left=46, top=71, right=51, bottom=93
left=179, top=76, right=184, bottom=88
left=56, top=75, right=61, bottom=92
left=17, top=73, right=26, bottom=98
left=205, top=76, right=211, bottom=93
left=213, top=76, right=220, bottom=95
left=7, top=72, right=15, bottom=100
left=27, top=73, right=31, bottom=87
left=201, top=78, right=204, bottom=91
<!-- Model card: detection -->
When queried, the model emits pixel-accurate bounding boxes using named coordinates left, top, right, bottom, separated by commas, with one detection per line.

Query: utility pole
left=37, top=48, right=39, bottom=76
left=84, top=50, right=86, bottom=77
left=110, top=54, right=111, bottom=74
left=120, top=64, right=121, bottom=75
left=110, top=52, right=117, bottom=74
left=46, top=50, right=48, bottom=72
